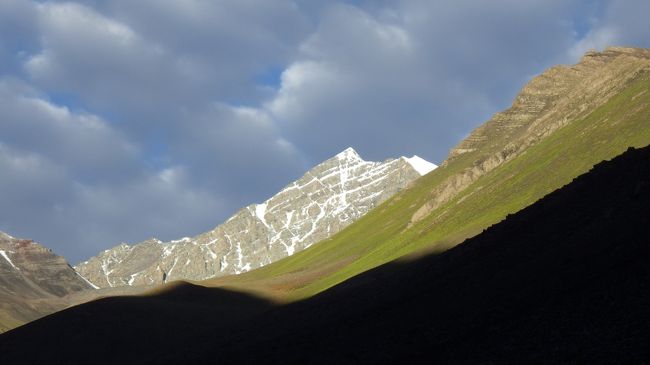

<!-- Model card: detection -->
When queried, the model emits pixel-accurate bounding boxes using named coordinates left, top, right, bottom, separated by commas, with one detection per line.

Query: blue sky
left=1, top=0, right=649, bottom=263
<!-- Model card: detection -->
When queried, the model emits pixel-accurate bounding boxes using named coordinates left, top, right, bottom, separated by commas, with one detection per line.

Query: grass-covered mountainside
left=206, top=46, right=650, bottom=301
left=2, top=133, right=649, bottom=364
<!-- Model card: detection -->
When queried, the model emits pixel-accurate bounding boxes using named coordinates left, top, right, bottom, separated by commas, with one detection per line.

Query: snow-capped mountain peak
left=75, top=148, right=436, bottom=288
left=335, top=147, right=363, bottom=162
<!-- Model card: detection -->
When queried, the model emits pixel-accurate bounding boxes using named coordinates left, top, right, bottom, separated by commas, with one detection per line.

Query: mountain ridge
left=414, top=46, right=650, bottom=225
left=75, top=147, right=436, bottom=288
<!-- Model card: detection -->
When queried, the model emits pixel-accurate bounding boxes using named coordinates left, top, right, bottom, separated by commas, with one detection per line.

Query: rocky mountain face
left=410, top=46, right=650, bottom=224
left=0, top=231, right=93, bottom=332
left=75, top=148, right=436, bottom=288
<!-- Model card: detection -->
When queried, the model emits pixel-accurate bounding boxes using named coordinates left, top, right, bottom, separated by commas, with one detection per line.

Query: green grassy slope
left=208, top=68, right=650, bottom=301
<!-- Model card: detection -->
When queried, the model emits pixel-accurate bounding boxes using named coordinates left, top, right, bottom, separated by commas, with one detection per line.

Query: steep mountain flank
left=207, top=47, right=650, bottom=301
left=0, top=232, right=92, bottom=333
left=2, top=142, right=649, bottom=364
left=76, top=148, right=436, bottom=288
left=412, top=46, right=650, bottom=224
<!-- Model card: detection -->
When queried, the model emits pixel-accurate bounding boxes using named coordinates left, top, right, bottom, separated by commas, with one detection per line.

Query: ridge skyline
left=73, top=146, right=435, bottom=288
left=76, top=146, right=437, bottom=263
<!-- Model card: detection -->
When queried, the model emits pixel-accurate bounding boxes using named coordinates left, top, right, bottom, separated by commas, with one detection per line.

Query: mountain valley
left=2, top=133, right=649, bottom=364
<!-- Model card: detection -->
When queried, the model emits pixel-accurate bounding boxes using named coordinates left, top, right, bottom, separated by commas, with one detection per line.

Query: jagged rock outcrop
left=410, top=46, right=650, bottom=225
left=0, top=231, right=93, bottom=332
left=76, top=148, right=437, bottom=288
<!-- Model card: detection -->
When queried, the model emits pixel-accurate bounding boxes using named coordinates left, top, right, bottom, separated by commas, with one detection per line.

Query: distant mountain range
left=75, top=148, right=436, bottom=288
left=0, top=149, right=434, bottom=331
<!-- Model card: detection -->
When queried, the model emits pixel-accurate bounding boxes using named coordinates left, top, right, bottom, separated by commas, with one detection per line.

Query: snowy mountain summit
left=76, top=148, right=437, bottom=288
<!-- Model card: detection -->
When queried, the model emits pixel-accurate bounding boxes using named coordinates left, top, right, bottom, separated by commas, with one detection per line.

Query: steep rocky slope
left=205, top=47, right=650, bottom=301
left=0, top=232, right=93, bottom=332
left=2, top=142, right=648, bottom=364
left=76, top=148, right=436, bottom=288
left=411, top=46, right=650, bottom=223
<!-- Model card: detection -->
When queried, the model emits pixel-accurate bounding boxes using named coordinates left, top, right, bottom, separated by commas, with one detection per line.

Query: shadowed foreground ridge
left=2, top=145, right=650, bottom=363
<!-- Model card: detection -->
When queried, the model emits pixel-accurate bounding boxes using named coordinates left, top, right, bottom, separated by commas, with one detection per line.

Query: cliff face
left=0, top=231, right=92, bottom=332
left=411, top=47, right=650, bottom=224
left=76, top=148, right=436, bottom=288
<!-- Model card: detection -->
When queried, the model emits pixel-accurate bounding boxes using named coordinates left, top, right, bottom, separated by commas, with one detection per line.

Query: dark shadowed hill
left=1, top=144, right=650, bottom=363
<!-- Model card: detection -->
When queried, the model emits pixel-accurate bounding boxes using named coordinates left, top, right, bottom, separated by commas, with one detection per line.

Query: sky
left=1, top=0, right=650, bottom=263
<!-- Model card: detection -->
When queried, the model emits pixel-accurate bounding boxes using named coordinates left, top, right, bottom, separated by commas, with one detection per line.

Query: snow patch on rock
left=404, top=155, right=437, bottom=175
left=0, top=250, right=18, bottom=270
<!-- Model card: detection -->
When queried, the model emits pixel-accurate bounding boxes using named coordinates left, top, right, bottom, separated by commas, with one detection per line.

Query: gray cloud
left=264, top=1, right=579, bottom=162
left=174, top=103, right=306, bottom=195
left=569, top=0, right=650, bottom=60
left=0, top=78, right=139, bottom=184
left=0, top=79, right=225, bottom=261
left=25, top=1, right=311, bottom=125
left=1, top=0, right=650, bottom=263
left=0, top=0, right=39, bottom=74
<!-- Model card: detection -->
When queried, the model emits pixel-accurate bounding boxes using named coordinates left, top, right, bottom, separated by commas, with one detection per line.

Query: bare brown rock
left=0, top=231, right=93, bottom=332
